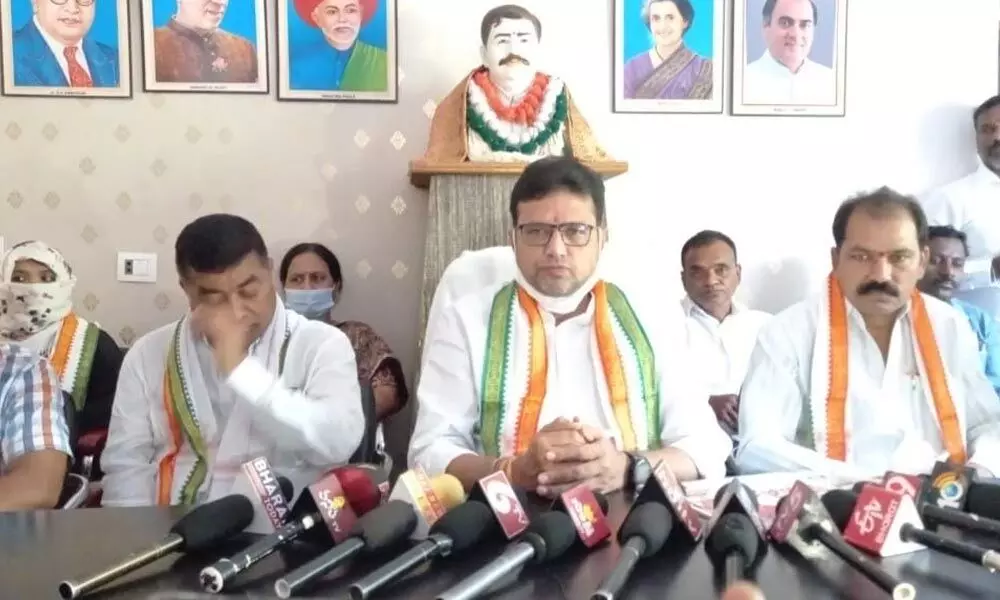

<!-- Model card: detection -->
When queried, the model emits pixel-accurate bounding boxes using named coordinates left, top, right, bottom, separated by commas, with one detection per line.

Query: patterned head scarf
left=0, top=241, right=76, bottom=341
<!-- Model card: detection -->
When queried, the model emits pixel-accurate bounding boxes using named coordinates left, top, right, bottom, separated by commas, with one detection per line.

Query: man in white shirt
left=737, top=188, right=1000, bottom=479
left=922, top=95, right=1000, bottom=280
left=741, top=0, right=836, bottom=106
left=102, top=214, right=364, bottom=506
left=409, top=157, right=731, bottom=497
left=679, top=231, right=770, bottom=433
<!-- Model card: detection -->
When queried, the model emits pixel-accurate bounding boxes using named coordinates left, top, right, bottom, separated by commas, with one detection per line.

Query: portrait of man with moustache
left=147, top=0, right=262, bottom=86
left=5, top=0, right=122, bottom=90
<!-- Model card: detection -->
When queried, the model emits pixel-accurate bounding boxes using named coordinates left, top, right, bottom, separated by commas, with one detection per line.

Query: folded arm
left=227, top=333, right=364, bottom=466
left=0, top=355, right=72, bottom=510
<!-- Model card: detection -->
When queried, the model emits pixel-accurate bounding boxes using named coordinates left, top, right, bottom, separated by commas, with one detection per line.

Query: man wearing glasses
left=11, top=0, right=120, bottom=88
left=409, top=157, right=731, bottom=497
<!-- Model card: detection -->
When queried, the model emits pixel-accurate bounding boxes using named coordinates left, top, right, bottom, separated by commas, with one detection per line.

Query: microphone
left=436, top=509, right=581, bottom=600
left=274, top=473, right=465, bottom=598
left=199, top=466, right=380, bottom=593
left=591, top=501, right=673, bottom=600
left=226, top=457, right=296, bottom=534
left=705, top=513, right=764, bottom=588
left=631, top=459, right=704, bottom=542
left=769, top=481, right=916, bottom=600
left=466, top=470, right=531, bottom=539
left=551, top=484, right=612, bottom=547
left=389, top=468, right=464, bottom=539
left=824, top=487, right=1000, bottom=571
left=57, top=494, right=255, bottom=599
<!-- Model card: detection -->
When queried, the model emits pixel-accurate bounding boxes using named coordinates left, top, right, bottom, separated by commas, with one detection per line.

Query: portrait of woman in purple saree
left=624, top=0, right=711, bottom=99
left=615, top=0, right=724, bottom=113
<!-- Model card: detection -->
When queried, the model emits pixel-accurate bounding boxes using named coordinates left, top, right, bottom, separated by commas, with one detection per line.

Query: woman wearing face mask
left=0, top=241, right=124, bottom=475
left=279, top=243, right=408, bottom=458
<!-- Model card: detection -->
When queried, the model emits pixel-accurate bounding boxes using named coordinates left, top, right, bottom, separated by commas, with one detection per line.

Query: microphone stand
left=59, top=534, right=184, bottom=599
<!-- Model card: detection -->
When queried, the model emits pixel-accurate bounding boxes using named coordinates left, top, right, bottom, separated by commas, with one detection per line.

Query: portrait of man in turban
left=280, top=0, right=394, bottom=100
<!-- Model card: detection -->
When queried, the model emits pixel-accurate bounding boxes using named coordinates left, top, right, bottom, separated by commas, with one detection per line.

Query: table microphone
left=769, top=481, right=916, bottom=600
left=436, top=510, right=580, bottom=600
left=823, top=488, right=1000, bottom=572
left=57, top=494, right=255, bottom=599
left=200, top=466, right=380, bottom=593
left=705, top=513, right=763, bottom=588
left=274, top=473, right=465, bottom=598
left=591, top=501, right=673, bottom=600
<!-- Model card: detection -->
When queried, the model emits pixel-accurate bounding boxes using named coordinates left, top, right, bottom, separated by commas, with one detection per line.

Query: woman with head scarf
left=279, top=242, right=407, bottom=465
left=288, top=0, right=389, bottom=92
left=0, top=241, right=124, bottom=466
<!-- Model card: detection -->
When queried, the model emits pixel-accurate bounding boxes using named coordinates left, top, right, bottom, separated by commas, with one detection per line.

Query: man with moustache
left=153, top=0, right=258, bottom=83
left=917, top=226, right=1000, bottom=396
left=741, top=0, right=836, bottom=105
left=422, top=4, right=609, bottom=163
left=12, top=0, right=119, bottom=87
left=922, top=96, right=1000, bottom=283
left=737, top=188, right=1000, bottom=480
left=289, top=0, right=388, bottom=92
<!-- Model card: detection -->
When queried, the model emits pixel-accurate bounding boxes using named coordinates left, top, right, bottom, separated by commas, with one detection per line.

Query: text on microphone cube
left=554, top=485, right=610, bottom=548
left=469, top=471, right=530, bottom=539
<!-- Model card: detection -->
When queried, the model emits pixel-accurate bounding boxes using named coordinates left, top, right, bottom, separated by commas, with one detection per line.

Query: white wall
left=411, top=0, right=1000, bottom=313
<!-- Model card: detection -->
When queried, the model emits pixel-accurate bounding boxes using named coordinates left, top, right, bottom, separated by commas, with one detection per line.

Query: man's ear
left=480, top=44, right=488, bottom=66
left=735, top=263, right=742, bottom=285
left=830, top=247, right=839, bottom=270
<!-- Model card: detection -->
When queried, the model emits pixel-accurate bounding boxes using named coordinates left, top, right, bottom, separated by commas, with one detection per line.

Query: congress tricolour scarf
left=156, top=303, right=293, bottom=506
left=479, top=281, right=660, bottom=457
left=800, top=274, right=966, bottom=463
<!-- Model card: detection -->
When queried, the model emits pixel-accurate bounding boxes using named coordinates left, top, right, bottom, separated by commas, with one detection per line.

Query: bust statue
left=422, top=4, right=609, bottom=163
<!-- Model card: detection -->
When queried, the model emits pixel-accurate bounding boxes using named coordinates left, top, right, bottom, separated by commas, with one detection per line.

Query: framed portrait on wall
left=731, top=0, right=848, bottom=116
left=613, top=0, right=726, bottom=114
left=277, top=0, right=398, bottom=102
left=0, top=0, right=132, bottom=98
left=140, top=0, right=269, bottom=93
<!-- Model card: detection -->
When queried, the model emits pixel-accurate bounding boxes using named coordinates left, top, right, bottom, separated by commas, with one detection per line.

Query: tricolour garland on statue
left=466, top=67, right=568, bottom=154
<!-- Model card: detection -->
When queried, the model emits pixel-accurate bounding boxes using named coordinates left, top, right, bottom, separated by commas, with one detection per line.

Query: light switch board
left=117, top=252, right=157, bottom=283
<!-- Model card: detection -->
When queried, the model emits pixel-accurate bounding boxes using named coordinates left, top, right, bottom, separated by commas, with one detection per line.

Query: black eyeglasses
left=516, top=223, right=596, bottom=247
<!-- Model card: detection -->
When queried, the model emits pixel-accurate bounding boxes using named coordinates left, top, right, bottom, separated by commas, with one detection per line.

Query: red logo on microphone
left=882, top=472, right=922, bottom=500
left=843, top=486, right=901, bottom=555
left=769, top=481, right=807, bottom=543
left=476, top=471, right=529, bottom=539
left=244, top=458, right=290, bottom=529
left=558, top=485, right=610, bottom=547
left=308, top=472, right=358, bottom=543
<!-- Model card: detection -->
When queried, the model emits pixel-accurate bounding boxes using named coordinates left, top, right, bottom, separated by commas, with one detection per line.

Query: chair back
left=57, top=473, right=88, bottom=509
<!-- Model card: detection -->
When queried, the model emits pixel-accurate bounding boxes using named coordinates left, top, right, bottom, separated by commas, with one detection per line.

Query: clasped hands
left=511, top=418, right=629, bottom=499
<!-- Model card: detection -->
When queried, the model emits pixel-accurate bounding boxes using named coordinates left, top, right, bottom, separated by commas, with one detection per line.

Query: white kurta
left=101, top=305, right=364, bottom=506
left=681, top=297, right=771, bottom=396
left=922, top=161, right=1000, bottom=275
left=741, top=52, right=836, bottom=106
left=409, top=281, right=732, bottom=480
left=736, top=293, right=1000, bottom=478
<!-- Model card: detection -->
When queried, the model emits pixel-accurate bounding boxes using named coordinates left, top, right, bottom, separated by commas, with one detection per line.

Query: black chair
left=349, top=384, right=378, bottom=464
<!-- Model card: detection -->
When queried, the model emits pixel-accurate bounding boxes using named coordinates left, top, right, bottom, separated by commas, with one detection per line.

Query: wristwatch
left=625, top=452, right=652, bottom=491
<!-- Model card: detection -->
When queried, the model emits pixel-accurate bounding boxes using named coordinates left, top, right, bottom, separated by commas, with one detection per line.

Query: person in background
left=153, top=0, right=258, bottom=83
left=0, top=241, right=123, bottom=476
left=102, top=214, right=363, bottom=506
left=623, top=0, right=713, bottom=100
left=917, top=226, right=1000, bottom=397
left=0, top=343, right=72, bottom=510
left=922, top=95, right=1000, bottom=282
left=279, top=243, right=408, bottom=460
left=679, top=230, right=770, bottom=434
left=410, top=157, right=731, bottom=496
left=737, top=188, right=1000, bottom=479
left=289, top=0, right=388, bottom=92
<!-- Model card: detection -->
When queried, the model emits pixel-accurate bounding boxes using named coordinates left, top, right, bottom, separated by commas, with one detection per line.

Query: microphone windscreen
left=714, top=482, right=759, bottom=510
left=429, top=474, right=466, bottom=509
left=353, top=500, right=418, bottom=550
left=171, top=495, right=255, bottom=551
left=966, top=482, right=1000, bottom=519
left=705, top=514, right=760, bottom=564
left=820, top=489, right=858, bottom=532
left=525, top=511, right=578, bottom=562
left=331, top=466, right=382, bottom=515
left=618, top=502, right=673, bottom=558
left=278, top=476, right=294, bottom=502
left=430, top=501, right=496, bottom=551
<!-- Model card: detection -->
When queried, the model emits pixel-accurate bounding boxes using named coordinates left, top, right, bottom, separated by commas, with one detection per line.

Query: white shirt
left=736, top=295, right=1000, bottom=478
left=922, top=161, right=1000, bottom=275
left=101, top=315, right=364, bottom=507
left=34, top=16, right=91, bottom=83
left=409, top=282, right=732, bottom=480
left=681, top=297, right=771, bottom=395
left=741, top=51, right=836, bottom=106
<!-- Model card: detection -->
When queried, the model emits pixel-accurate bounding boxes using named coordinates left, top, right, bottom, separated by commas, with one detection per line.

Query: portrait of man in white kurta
left=737, top=188, right=1000, bottom=480
left=409, top=157, right=732, bottom=498
left=101, top=214, right=364, bottom=506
